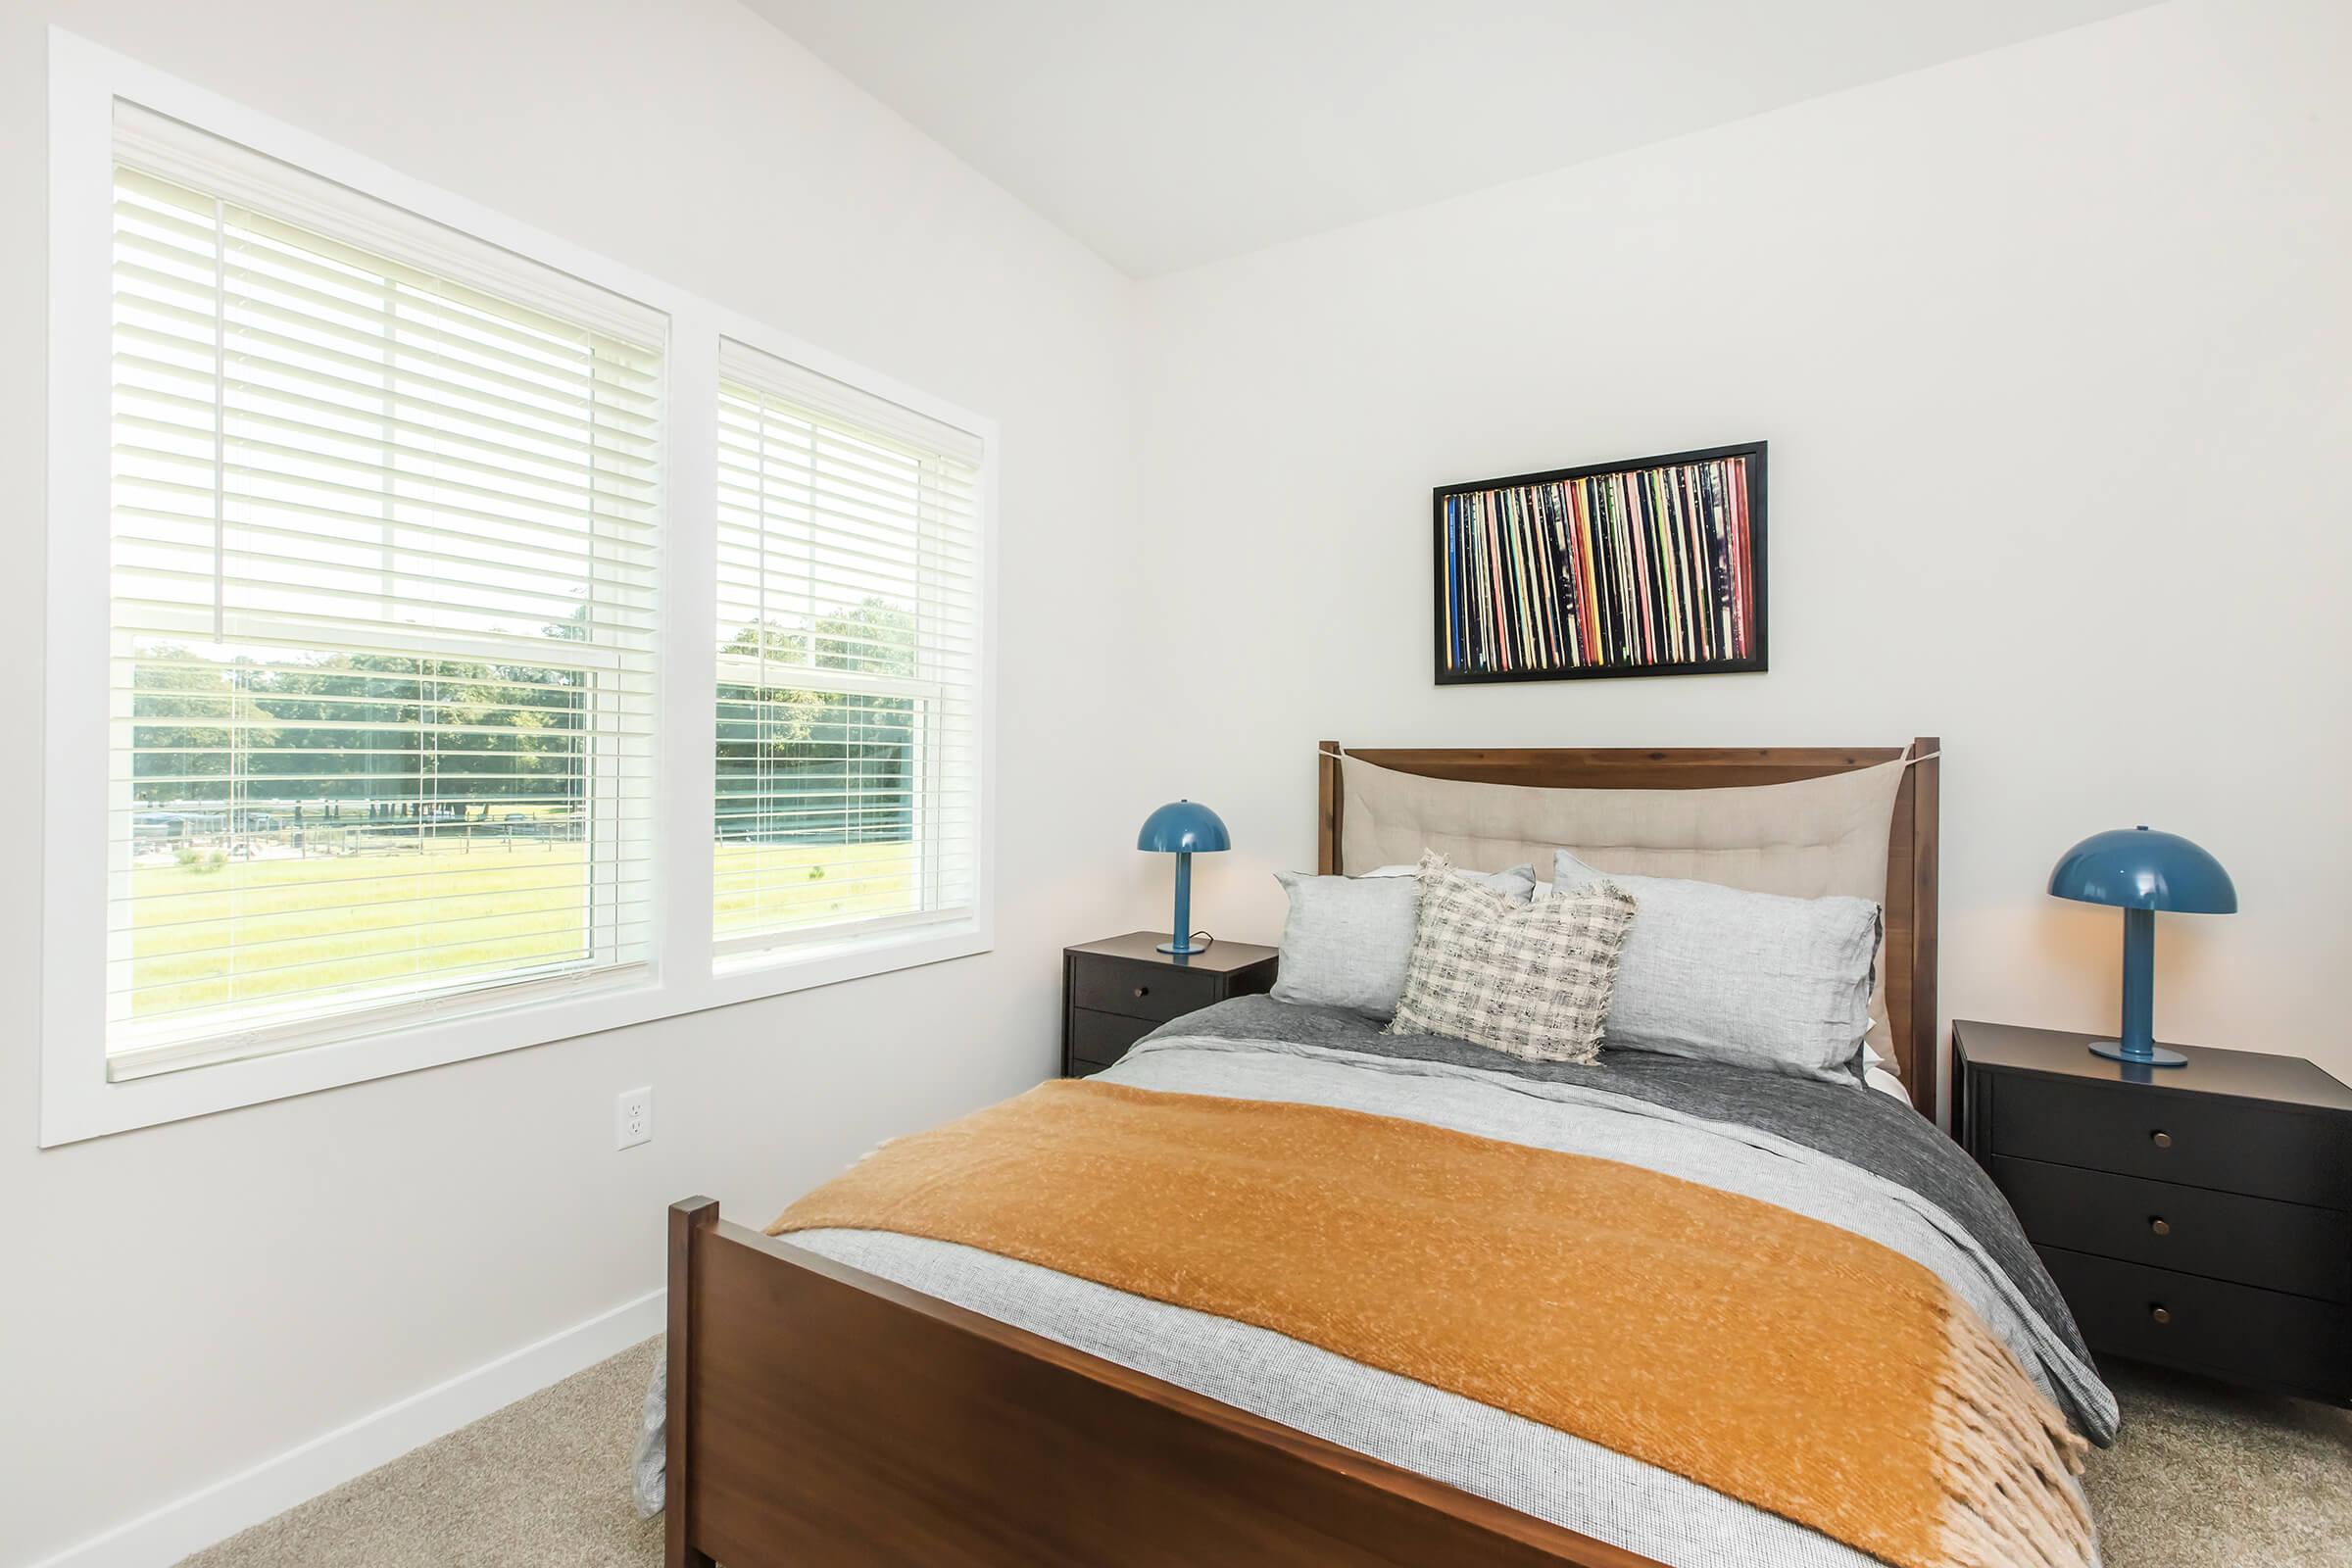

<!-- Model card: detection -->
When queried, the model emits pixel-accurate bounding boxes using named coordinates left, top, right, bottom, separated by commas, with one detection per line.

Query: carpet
left=179, top=1339, right=662, bottom=1568
left=181, top=1340, right=2351, bottom=1566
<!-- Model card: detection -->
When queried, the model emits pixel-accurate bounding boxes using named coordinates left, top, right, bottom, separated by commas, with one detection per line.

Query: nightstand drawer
left=1068, top=1007, right=1158, bottom=1070
left=2038, top=1246, right=2351, bottom=1399
left=1991, top=1076, right=2352, bottom=1208
left=1994, top=1156, right=2352, bottom=1302
left=1071, top=957, right=1222, bottom=1023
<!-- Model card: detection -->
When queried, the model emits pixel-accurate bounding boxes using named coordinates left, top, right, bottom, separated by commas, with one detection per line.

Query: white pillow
left=1271, top=862, right=1536, bottom=1017
left=1552, top=850, right=1880, bottom=1085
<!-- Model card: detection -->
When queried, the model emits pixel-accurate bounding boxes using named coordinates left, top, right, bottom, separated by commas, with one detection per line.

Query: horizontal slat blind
left=715, top=340, right=982, bottom=954
left=107, top=108, right=664, bottom=1074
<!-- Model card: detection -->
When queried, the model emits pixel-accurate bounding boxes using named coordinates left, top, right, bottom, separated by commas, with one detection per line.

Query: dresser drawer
left=1071, top=956, right=1222, bottom=1023
left=1994, top=1156, right=2352, bottom=1302
left=1991, top=1076, right=2352, bottom=1208
left=1068, top=1007, right=1158, bottom=1071
left=2039, top=1246, right=2351, bottom=1399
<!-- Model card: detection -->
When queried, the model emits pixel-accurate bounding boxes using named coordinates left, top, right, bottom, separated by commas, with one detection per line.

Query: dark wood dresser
left=1062, top=932, right=1279, bottom=1078
left=1955, top=1018, right=2352, bottom=1403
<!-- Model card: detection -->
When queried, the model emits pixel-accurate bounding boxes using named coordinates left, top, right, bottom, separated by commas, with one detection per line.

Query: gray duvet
left=638, top=999, right=2112, bottom=1566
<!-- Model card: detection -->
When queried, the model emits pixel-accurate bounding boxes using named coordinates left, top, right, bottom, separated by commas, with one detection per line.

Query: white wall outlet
left=614, top=1086, right=653, bottom=1150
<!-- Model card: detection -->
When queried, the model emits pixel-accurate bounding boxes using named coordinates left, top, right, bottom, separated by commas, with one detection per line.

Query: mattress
left=640, top=998, right=2111, bottom=1566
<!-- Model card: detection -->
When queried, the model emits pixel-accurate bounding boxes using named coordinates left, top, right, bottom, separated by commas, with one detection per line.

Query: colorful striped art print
left=1434, top=443, right=1767, bottom=684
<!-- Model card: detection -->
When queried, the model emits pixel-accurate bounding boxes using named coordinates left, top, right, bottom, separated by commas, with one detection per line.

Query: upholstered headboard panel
left=1339, top=758, right=1905, bottom=892
left=1316, top=743, right=1941, bottom=1122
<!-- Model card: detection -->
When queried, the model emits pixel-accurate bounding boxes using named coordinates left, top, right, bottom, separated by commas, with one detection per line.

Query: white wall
left=1133, top=0, right=2352, bottom=1092
left=0, top=3, right=1148, bottom=1561
left=12, top=0, right=2351, bottom=1559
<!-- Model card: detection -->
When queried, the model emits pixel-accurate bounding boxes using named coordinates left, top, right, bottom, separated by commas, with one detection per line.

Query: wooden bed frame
left=666, top=741, right=1941, bottom=1567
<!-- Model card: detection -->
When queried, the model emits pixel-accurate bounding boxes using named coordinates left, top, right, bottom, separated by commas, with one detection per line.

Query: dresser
left=1955, top=1019, right=2352, bottom=1403
left=1062, top=932, right=1279, bottom=1078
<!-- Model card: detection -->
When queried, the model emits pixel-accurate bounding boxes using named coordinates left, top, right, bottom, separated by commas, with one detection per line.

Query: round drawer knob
left=2151, top=1130, right=2174, bottom=1150
left=1132, top=986, right=1149, bottom=999
left=2149, top=1217, right=2172, bottom=1237
left=2150, top=1305, right=2173, bottom=1326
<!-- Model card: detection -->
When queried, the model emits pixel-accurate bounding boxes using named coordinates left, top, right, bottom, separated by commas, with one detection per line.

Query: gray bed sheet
left=637, top=1000, right=2110, bottom=1567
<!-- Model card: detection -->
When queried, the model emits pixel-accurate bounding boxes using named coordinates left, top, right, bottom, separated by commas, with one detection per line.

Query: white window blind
left=714, top=340, right=983, bottom=956
left=106, top=105, right=664, bottom=1076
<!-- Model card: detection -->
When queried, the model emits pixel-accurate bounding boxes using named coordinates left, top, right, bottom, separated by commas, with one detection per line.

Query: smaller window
left=713, top=341, right=984, bottom=962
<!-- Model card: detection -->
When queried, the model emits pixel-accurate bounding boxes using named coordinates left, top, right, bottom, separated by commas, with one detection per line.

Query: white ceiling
left=746, top=0, right=2155, bottom=277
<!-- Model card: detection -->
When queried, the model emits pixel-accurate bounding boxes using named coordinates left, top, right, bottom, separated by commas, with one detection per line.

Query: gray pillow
left=1271, top=863, right=1536, bottom=1017
left=1551, top=849, right=1880, bottom=1084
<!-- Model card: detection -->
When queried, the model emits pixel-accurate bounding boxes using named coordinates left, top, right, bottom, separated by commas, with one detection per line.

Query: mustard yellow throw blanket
left=771, top=1080, right=2090, bottom=1568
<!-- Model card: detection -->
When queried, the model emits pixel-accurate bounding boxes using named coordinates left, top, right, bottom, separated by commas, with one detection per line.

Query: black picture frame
left=1432, top=440, right=1768, bottom=686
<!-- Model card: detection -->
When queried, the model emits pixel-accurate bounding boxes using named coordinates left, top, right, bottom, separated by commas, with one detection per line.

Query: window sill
left=705, top=915, right=990, bottom=1005
left=40, top=918, right=992, bottom=1148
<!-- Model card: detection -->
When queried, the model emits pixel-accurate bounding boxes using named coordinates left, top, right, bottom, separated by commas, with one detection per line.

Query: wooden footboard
left=665, top=1197, right=1658, bottom=1568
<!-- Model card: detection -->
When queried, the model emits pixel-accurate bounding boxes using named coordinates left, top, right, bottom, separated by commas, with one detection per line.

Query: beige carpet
left=2086, top=1362, right=2352, bottom=1567
left=180, top=1339, right=663, bottom=1568
left=183, top=1340, right=2351, bottom=1567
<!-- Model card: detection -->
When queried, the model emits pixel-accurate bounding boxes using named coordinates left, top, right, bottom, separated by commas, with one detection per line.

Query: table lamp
left=2048, top=826, right=2236, bottom=1066
left=1137, top=800, right=1229, bottom=956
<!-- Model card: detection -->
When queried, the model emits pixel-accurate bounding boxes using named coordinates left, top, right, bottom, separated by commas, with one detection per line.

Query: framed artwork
left=1433, top=441, right=1767, bottom=685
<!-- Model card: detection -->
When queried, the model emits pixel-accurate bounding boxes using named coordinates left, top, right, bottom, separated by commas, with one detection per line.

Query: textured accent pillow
left=1389, top=854, right=1637, bottom=1063
left=1271, top=863, right=1536, bottom=1017
left=1552, top=849, right=1881, bottom=1084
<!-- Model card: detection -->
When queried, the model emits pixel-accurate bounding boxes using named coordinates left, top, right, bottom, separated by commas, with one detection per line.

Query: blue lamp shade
left=2049, top=827, right=2238, bottom=914
left=1136, top=801, right=1231, bottom=856
left=1138, top=801, right=1229, bottom=956
left=2048, top=827, right=2236, bottom=1068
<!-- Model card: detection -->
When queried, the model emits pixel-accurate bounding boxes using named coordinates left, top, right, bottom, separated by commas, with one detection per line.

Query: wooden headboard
left=1316, top=741, right=1942, bottom=1124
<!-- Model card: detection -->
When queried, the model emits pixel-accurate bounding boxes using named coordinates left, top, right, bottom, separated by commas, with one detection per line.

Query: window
left=714, top=342, right=983, bottom=959
left=46, top=36, right=994, bottom=1144
left=103, top=105, right=662, bottom=1076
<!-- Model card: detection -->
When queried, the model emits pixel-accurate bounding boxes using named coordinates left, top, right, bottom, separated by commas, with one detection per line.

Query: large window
left=45, top=37, right=995, bottom=1144
left=103, top=107, right=662, bottom=1077
left=714, top=343, right=983, bottom=958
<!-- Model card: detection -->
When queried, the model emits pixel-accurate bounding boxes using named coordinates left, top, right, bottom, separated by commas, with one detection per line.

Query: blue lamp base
left=2089, top=906, right=2186, bottom=1067
left=1156, top=851, right=1209, bottom=956
left=2087, top=1040, right=2188, bottom=1068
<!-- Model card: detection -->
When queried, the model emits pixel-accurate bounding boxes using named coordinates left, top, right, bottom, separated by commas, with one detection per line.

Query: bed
left=659, top=740, right=2113, bottom=1567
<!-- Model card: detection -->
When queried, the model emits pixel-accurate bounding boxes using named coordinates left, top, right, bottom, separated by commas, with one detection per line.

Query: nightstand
left=1955, top=1019, right=2352, bottom=1403
left=1063, top=932, right=1279, bottom=1078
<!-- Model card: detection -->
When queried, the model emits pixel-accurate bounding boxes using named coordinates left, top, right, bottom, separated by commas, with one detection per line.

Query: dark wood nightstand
left=1955, top=1019, right=2352, bottom=1403
left=1063, top=933, right=1279, bottom=1078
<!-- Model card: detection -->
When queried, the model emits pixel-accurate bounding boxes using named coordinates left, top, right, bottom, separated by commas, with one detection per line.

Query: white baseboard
left=27, top=1288, right=666, bottom=1568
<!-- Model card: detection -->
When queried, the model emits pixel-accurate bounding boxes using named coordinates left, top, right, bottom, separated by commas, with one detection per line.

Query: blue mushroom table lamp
left=2048, top=826, right=2236, bottom=1066
left=1138, top=800, right=1229, bottom=956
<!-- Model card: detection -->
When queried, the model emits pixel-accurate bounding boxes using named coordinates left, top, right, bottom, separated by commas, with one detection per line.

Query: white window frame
left=41, top=29, right=998, bottom=1147
left=711, top=345, right=987, bottom=964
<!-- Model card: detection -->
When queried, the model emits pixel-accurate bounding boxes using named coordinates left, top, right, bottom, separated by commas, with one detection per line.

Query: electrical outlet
left=614, top=1086, right=653, bottom=1150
